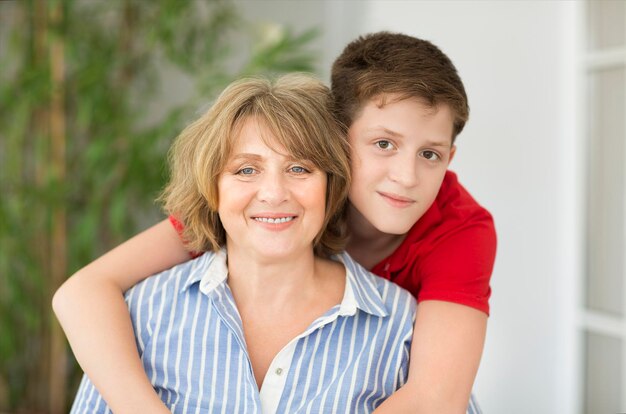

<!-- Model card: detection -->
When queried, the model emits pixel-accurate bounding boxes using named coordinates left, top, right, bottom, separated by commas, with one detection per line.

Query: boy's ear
left=448, top=145, right=457, bottom=164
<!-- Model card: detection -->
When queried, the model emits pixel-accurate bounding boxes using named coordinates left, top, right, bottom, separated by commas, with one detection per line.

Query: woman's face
left=218, top=117, right=327, bottom=261
left=347, top=96, right=456, bottom=235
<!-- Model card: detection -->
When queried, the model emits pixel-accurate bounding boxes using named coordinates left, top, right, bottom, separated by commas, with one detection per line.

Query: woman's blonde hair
left=160, top=74, right=350, bottom=257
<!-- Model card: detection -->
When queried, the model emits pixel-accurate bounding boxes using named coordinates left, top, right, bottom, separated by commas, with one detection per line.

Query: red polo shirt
left=170, top=170, right=496, bottom=315
left=370, top=170, right=496, bottom=315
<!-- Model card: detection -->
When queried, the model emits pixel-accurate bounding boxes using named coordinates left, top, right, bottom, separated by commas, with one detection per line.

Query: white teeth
left=254, top=216, right=295, bottom=224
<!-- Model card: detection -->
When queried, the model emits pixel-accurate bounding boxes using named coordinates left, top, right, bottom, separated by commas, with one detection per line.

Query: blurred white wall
left=235, top=1, right=582, bottom=413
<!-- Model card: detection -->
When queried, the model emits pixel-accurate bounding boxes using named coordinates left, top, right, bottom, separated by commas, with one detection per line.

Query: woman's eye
left=237, top=167, right=256, bottom=175
left=290, top=165, right=309, bottom=174
left=421, top=150, right=441, bottom=161
left=375, top=140, right=395, bottom=150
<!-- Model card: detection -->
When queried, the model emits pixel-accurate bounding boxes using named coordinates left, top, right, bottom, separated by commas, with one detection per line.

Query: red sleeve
left=169, top=215, right=185, bottom=234
left=168, top=215, right=203, bottom=259
left=416, top=213, right=496, bottom=315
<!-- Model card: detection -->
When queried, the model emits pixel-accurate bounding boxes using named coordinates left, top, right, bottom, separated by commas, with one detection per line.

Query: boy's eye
left=375, top=140, right=395, bottom=150
left=421, top=150, right=441, bottom=161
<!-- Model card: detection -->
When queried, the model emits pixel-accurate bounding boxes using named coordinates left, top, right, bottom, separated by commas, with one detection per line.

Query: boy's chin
left=370, top=219, right=414, bottom=236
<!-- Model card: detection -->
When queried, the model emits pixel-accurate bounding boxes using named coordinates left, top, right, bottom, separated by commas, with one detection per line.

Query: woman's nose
left=257, top=170, right=289, bottom=205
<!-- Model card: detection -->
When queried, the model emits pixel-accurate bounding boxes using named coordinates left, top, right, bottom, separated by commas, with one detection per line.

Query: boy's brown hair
left=331, top=31, right=469, bottom=142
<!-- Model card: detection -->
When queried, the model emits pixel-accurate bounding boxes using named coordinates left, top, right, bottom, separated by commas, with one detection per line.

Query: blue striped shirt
left=71, top=250, right=417, bottom=413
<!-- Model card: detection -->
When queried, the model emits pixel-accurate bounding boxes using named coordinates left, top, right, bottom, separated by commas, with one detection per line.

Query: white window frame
left=578, top=1, right=626, bottom=412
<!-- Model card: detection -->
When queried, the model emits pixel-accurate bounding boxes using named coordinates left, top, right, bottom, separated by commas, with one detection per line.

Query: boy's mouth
left=377, top=191, right=415, bottom=208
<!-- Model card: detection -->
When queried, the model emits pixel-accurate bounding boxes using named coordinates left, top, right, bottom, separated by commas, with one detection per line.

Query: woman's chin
left=229, top=242, right=312, bottom=263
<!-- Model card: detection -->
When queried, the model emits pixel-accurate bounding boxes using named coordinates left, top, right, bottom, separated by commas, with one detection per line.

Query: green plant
left=0, top=0, right=318, bottom=411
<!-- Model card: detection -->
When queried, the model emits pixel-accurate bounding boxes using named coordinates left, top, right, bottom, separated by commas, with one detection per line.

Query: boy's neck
left=345, top=204, right=407, bottom=270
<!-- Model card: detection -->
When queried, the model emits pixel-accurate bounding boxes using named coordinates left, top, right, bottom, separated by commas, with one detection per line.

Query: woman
left=67, top=75, right=415, bottom=412
left=66, top=74, right=416, bottom=413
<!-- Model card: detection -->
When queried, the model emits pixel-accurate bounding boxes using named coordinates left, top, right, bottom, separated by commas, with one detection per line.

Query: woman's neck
left=225, top=244, right=341, bottom=313
left=224, top=243, right=345, bottom=390
left=345, top=204, right=406, bottom=270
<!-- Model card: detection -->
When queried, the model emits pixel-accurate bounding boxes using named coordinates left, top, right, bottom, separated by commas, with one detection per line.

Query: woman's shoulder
left=125, top=250, right=218, bottom=300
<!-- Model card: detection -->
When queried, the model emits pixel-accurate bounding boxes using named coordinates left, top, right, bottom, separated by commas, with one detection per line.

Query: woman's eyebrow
left=229, top=153, right=263, bottom=162
left=284, top=155, right=314, bottom=163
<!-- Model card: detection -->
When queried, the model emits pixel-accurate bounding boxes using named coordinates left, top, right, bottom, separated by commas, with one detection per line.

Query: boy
left=333, top=32, right=494, bottom=413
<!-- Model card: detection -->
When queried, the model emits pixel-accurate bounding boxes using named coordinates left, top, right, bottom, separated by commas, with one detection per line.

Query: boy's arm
left=374, top=301, right=486, bottom=413
left=52, top=218, right=190, bottom=414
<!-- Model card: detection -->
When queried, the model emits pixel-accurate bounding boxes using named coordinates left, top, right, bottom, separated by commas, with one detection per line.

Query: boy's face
left=347, top=96, right=456, bottom=235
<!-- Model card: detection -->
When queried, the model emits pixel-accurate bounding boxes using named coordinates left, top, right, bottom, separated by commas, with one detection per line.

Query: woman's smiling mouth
left=250, top=214, right=298, bottom=230
left=253, top=216, right=296, bottom=224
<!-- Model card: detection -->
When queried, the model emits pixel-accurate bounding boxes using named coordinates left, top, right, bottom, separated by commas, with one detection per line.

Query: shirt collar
left=335, top=252, right=389, bottom=318
left=179, top=249, right=227, bottom=294
left=180, top=249, right=389, bottom=318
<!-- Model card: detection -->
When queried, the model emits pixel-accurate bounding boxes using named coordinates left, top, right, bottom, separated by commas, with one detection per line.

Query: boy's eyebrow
left=368, top=126, right=403, bottom=138
left=422, top=140, right=452, bottom=149
left=368, top=127, right=451, bottom=148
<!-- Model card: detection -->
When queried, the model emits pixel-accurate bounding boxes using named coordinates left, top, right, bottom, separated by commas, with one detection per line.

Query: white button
left=275, top=368, right=283, bottom=376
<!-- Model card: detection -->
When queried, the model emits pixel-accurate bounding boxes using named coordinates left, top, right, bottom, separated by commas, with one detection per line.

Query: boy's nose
left=388, top=155, right=419, bottom=187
